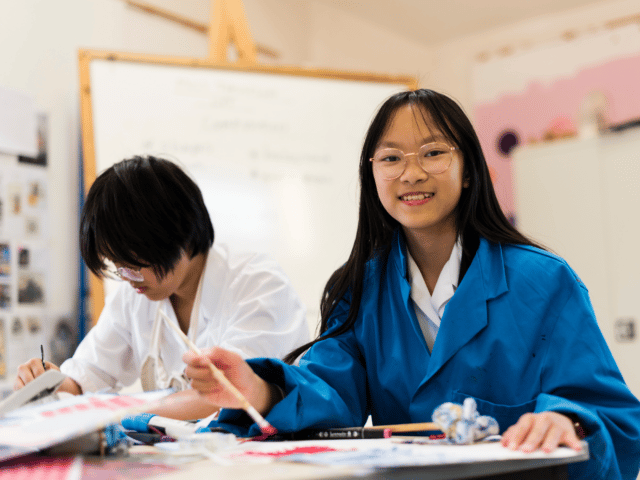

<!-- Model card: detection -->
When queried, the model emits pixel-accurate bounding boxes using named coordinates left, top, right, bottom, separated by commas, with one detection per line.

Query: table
left=0, top=439, right=588, bottom=480
left=152, top=455, right=585, bottom=480
left=128, top=439, right=589, bottom=480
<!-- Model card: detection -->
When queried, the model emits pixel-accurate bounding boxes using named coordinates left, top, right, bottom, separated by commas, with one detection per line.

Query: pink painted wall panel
left=474, top=53, right=640, bottom=221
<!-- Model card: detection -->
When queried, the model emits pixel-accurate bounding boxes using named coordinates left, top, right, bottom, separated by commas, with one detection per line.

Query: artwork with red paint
left=0, top=390, right=170, bottom=462
left=233, top=445, right=345, bottom=458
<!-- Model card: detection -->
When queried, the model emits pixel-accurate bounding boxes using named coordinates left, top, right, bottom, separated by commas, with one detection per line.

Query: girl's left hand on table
left=501, top=411, right=583, bottom=453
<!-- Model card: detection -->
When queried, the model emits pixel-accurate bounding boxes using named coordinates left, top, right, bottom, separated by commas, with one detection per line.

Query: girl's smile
left=399, top=191, right=434, bottom=205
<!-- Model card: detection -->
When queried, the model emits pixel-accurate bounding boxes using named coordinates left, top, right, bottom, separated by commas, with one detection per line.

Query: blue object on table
left=121, top=412, right=156, bottom=432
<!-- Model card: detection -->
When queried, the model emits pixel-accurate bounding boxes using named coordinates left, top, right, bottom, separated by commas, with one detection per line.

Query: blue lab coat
left=213, top=233, right=640, bottom=479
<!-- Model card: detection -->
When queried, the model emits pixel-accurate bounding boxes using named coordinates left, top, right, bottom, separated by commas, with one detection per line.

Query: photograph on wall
left=21, top=172, right=49, bottom=240
left=0, top=284, right=10, bottom=309
left=24, top=216, right=40, bottom=238
left=19, top=245, right=46, bottom=272
left=18, top=113, right=47, bottom=167
left=26, top=316, right=41, bottom=336
left=8, top=183, right=20, bottom=216
left=17, top=272, right=44, bottom=305
left=18, top=247, right=29, bottom=269
left=26, top=180, right=45, bottom=209
left=11, top=317, right=23, bottom=337
left=0, top=243, right=9, bottom=277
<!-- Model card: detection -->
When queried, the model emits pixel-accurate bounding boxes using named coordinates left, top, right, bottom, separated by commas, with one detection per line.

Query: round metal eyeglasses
left=370, top=142, right=457, bottom=180
left=105, top=266, right=145, bottom=282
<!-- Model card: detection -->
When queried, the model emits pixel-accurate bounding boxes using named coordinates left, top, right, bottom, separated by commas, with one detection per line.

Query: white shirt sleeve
left=60, top=282, right=152, bottom=393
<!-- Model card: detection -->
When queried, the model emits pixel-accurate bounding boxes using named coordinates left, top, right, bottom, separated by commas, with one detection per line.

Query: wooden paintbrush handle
left=369, top=422, right=441, bottom=433
left=159, top=309, right=272, bottom=430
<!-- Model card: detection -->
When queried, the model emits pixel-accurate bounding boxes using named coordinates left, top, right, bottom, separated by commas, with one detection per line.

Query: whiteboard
left=80, top=51, right=415, bottom=330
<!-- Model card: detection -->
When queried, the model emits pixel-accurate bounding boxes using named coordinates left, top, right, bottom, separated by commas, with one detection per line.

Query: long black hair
left=283, top=89, right=542, bottom=364
left=80, top=155, right=214, bottom=279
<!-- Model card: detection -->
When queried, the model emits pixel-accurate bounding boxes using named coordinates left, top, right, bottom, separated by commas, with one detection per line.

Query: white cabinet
left=513, top=128, right=640, bottom=398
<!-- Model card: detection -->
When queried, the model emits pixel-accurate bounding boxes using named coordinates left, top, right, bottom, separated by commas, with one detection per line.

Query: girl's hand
left=501, top=411, right=583, bottom=453
left=183, top=347, right=280, bottom=416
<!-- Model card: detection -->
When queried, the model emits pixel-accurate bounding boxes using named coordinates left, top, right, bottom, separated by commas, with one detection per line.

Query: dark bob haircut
left=80, top=155, right=214, bottom=279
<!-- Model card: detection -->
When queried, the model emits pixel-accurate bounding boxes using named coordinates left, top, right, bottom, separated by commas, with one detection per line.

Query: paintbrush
left=368, top=422, right=441, bottom=433
left=158, top=309, right=277, bottom=438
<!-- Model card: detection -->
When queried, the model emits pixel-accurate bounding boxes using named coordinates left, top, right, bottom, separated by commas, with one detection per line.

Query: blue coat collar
left=390, top=231, right=509, bottom=381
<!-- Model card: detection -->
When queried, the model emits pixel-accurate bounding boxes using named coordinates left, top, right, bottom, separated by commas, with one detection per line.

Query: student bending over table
left=14, top=155, right=309, bottom=420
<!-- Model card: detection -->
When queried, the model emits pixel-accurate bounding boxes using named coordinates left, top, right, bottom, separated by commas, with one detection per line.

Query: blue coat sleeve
left=536, top=273, right=640, bottom=480
left=213, top=298, right=370, bottom=437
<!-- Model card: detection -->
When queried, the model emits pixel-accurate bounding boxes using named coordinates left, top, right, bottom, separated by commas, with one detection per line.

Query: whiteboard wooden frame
left=78, top=48, right=417, bottom=326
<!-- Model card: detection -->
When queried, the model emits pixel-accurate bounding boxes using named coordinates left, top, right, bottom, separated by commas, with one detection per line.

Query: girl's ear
left=463, top=176, right=470, bottom=188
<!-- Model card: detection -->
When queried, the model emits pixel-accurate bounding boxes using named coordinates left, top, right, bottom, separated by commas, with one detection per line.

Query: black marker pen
left=260, top=426, right=392, bottom=441
left=41, top=344, right=47, bottom=370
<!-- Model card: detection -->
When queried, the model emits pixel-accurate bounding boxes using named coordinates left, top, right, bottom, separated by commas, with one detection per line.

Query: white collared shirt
left=60, top=243, right=309, bottom=393
left=407, top=239, right=462, bottom=353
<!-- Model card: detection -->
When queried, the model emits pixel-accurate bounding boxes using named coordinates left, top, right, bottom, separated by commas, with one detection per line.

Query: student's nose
left=400, top=153, right=428, bottom=182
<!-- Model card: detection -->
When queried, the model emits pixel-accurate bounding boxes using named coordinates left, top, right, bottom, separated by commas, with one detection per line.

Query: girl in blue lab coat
left=184, top=89, right=640, bottom=479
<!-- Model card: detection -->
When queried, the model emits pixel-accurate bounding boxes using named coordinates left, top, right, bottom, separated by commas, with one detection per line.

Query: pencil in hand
left=158, top=310, right=277, bottom=438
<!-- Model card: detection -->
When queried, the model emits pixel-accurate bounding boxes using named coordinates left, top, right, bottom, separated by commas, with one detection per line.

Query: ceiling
left=310, top=0, right=610, bottom=45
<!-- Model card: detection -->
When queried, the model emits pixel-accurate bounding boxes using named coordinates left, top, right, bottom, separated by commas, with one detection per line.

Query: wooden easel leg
left=208, top=0, right=257, bottom=63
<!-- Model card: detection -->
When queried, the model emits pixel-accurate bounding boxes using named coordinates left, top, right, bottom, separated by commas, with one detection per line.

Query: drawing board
left=79, top=50, right=416, bottom=329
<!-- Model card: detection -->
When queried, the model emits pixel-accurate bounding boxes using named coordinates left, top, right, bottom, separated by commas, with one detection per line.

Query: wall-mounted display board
left=79, top=49, right=416, bottom=330
left=0, top=85, right=53, bottom=393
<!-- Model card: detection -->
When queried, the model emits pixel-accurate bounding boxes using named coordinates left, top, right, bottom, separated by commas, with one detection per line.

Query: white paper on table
left=0, top=390, right=171, bottom=456
left=221, top=438, right=587, bottom=469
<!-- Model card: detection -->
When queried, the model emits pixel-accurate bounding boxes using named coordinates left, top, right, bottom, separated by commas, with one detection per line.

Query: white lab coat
left=60, top=243, right=309, bottom=393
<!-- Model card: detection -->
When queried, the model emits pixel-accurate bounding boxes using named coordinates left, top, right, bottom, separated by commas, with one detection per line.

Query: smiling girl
left=184, top=90, right=640, bottom=479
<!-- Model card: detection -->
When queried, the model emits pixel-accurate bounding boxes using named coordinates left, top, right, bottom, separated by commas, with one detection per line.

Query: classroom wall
left=297, top=2, right=433, bottom=80
left=0, top=0, right=207, bottom=337
left=426, top=0, right=640, bottom=113
left=1, top=0, right=639, bottom=356
left=276, top=0, right=640, bottom=119
left=0, top=0, right=434, bottom=345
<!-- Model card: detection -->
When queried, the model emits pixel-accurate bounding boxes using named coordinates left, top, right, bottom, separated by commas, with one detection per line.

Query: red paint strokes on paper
left=234, top=446, right=345, bottom=458
left=39, top=395, right=145, bottom=418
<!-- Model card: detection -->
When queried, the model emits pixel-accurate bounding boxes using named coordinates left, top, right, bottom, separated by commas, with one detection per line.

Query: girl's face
left=115, top=252, right=191, bottom=301
left=372, top=104, right=467, bottom=238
